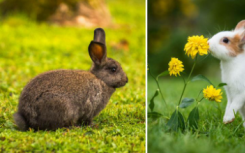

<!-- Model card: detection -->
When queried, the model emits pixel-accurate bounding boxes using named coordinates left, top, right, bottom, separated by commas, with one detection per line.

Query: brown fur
left=14, top=28, right=128, bottom=131
left=220, top=34, right=244, bottom=57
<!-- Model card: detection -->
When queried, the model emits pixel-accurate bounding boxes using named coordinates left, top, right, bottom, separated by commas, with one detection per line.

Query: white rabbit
left=208, top=20, right=245, bottom=126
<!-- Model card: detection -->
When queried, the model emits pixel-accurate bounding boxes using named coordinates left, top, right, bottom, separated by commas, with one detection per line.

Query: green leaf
left=156, top=70, right=169, bottom=81
left=147, top=112, right=163, bottom=119
left=188, top=107, right=199, bottom=130
left=166, top=110, right=185, bottom=131
left=166, top=110, right=178, bottom=131
left=217, top=83, right=227, bottom=88
left=149, top=89, right=159, bottom=112
left=179, top=98, right=195, bottom=108
left=191, top=74, right=213, bottom=85
left=178, top=111, right=185, bottom=131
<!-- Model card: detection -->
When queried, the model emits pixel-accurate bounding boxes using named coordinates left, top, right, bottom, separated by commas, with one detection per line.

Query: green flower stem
left=187, top=57, right=197, bottom=82
left=156, top=78, right=166, bottom=104
left=195, top=98, right=203, bottom=108
left=197, top=102, right=200, bottom=106
left=177, top=82, right=188, bottom=106
left=198, top=97, right=204, bottom=102
left=177, top=57, right=197, bottom=106
left=196, top=90, right=203, bottom=101
left=148, top=69, right=167, bottom=105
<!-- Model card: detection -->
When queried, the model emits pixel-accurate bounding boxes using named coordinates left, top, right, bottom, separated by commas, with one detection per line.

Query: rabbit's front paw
left=223, top=112, right=235, bottom=124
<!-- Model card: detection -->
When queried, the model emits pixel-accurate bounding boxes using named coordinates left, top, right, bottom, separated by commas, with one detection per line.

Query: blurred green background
left=0, top=0, right=145, bottom=152
left=148, top=0, right=245, bottom=77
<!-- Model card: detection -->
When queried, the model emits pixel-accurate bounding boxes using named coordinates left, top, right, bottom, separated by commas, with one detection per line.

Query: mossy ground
left=0, top=0, right=145, bottom=152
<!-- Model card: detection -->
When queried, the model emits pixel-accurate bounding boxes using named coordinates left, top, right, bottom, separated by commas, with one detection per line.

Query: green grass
left=148, top=76, right=245, bottom=153
left=0, top=0, right=145, bottom=152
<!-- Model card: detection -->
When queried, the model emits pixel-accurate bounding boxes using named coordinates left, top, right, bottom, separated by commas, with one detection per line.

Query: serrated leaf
left=147, top=112, right=163, bottom=119
left=149, top=89, right=159, bottom=112
left=178, top=111, right=185, bottom=131
left=166, top=110, right=178, bottom=131
left=217, top=83, right=227, bottom=88
left=167, top=110, right=185, bottom=131
left=191, top=74, right=213, bottom=85
left=188, top=107, right=199, bottom=130
left=179, top=98, right=195, bottom=108
left=156, top=70, right=169, bottom=81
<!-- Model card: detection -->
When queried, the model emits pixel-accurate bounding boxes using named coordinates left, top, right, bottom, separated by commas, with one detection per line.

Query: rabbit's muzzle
left=113, top=76, right=128, bottom=88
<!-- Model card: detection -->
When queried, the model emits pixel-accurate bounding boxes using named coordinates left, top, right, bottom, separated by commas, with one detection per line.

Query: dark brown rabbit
left=14, top=28, right=128, bottom=131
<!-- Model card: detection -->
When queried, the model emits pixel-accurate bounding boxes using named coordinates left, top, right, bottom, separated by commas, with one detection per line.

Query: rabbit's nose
left=207, top=39, right=211, bottom=46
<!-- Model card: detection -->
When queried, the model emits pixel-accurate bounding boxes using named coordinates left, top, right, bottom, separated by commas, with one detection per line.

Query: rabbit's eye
left=110, top=67, right=117, bottom=73
left=223, top=37, right=229, bottom=43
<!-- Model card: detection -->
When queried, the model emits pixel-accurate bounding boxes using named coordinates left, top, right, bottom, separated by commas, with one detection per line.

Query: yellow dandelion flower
left=203, top=85, right=223, bottom=102
left=184, top=35, right=209, bottom=59
left=168, top=57, right=184, bottom=77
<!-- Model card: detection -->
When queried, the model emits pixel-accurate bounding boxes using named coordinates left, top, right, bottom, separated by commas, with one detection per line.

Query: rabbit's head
left=208, top=20, right=245, bottom=61
left=88, top=28, right=128, bottom=88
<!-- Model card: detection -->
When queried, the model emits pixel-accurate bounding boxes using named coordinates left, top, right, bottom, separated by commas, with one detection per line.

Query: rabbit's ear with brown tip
left=89, top=28, right=107, bottom=66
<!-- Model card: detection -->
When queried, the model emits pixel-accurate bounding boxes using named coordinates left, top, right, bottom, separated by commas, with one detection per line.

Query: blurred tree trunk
left=49, top=0, right=112, bottom=27
left=0, top=0, right=112, bottom=27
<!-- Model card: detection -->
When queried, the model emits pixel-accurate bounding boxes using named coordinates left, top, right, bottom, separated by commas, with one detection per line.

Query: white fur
left=208, top=30, right=245, bottom=126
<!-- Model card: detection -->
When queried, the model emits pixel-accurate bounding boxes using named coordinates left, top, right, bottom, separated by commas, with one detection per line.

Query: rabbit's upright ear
left=88, top=28, right=107, bottom=66
left=235, top=20, right=245, bottom=31
left=240, top=30, right=245, bottom=43
left=93, top=28, right=106, bottom=44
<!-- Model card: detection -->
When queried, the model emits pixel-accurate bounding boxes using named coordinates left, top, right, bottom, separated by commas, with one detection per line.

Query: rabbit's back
left=16, top=70, right=115, bottom=130
left=21, top=70, right=93, bottom=96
